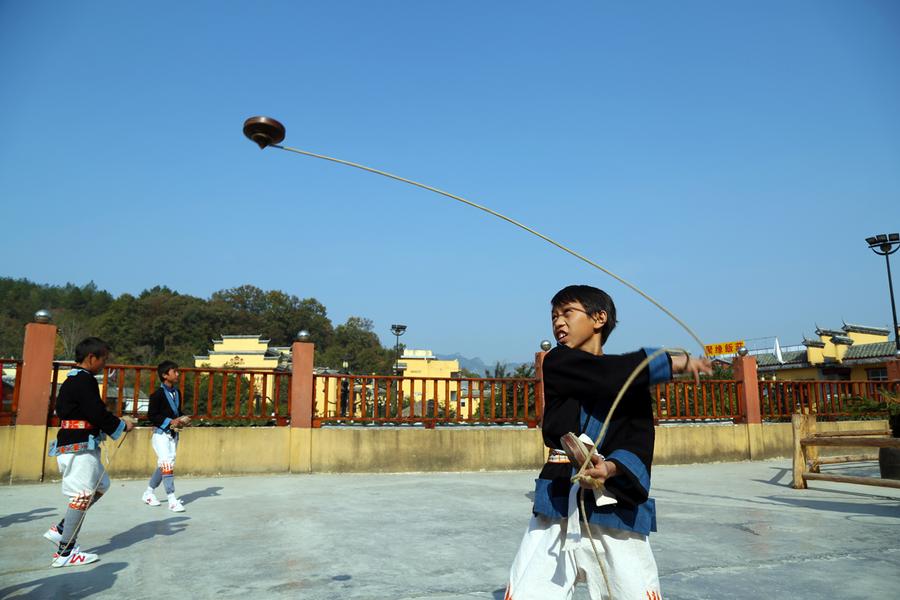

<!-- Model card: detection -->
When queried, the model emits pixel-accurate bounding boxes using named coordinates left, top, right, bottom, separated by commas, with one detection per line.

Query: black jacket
left=54, top=369, right=124, bottom=449
left=538, top=344, right=660, bottom=508
left=148, top=385, right=182, bottom=433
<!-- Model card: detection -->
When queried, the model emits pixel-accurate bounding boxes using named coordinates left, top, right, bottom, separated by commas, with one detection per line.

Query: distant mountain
left=436, top=353, right=531, bottom=375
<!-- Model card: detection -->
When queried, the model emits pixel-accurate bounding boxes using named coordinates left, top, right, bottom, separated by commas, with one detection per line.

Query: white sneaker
left=168, top=498, right=185, bottom=512
left=43, top=524, right=63, bottom=544
left=51, top=545, right=99, bottom=568
left=142, top=491, right=161, bottom=506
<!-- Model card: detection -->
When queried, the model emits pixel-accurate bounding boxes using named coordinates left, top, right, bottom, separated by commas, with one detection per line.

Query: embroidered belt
left=48, top=435, right=102, bottom=456
left=61, top=420, right=92, bottom=429
left=547, top=449, right=570, bottom=464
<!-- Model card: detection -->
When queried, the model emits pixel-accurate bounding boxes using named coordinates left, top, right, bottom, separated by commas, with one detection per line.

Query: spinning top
left=243, top=116, right=286, bottom=149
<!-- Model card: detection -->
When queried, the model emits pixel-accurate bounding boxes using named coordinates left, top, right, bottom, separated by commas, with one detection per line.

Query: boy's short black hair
left=75, top=337, right=110, bottom=363
left=551, top=284, right=617, bottom=343
left=157, top=360, right=179, bottom=380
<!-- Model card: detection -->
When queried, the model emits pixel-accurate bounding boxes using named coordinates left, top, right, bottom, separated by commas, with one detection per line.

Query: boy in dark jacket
left=44, top=337, right=135, bottom=567
left=506, top=285, right=710, bottom=599
left=142, top=360, right=190, bottom=511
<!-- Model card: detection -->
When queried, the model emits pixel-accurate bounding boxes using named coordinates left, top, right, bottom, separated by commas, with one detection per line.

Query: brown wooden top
left=801, top=436, right=900, bottom=448
left=813, top=429, right=891, bottom=437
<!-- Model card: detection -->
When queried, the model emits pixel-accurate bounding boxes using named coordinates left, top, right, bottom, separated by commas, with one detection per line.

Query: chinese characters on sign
left=704, top=340, right=745, bottom=356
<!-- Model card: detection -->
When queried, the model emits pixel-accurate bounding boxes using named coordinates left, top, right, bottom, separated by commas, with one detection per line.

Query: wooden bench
left=791, top=412, right=900, bottom=490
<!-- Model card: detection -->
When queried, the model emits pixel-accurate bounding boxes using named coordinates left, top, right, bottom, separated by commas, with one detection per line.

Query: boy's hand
left=673, top=355, right=713, bottom=385
left=121, top=416, right=136, bottom=432
left=579, top=455, right=618, bottom=487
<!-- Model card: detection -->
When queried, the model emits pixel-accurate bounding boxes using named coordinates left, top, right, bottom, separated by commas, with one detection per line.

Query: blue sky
left=2, top=1, right=899, bottom=364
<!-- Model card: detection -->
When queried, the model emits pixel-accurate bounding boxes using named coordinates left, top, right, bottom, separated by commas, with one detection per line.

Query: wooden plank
left=801, top=437, right=900, bottom=448
left=813, top=429, right=890, bottom=438
left=812, top=454, right=879, bottom=466
left=803, top=472, right=900, bottom=490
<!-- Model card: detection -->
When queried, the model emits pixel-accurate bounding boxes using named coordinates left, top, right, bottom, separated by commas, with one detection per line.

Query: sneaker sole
left=51, top=555, right=99, bottom=568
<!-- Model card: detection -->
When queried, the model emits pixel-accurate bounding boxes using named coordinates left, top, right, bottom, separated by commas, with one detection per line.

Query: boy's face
left=163, top=368, right=180, bottom=385
left=83, top=353, right=108, bottom=374
left=551, top=301, right=607, bottom=353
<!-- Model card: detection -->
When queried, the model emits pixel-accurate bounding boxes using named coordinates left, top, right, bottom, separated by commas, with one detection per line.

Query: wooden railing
left=759, top=380, right=899, bottom=419
left=311, top=374, right=542, bottom=427
left=1, top=361, right=890, bottom=428
left=651, top=379, right=743, bottom=422
left=48, top=362, right=292, bottom=425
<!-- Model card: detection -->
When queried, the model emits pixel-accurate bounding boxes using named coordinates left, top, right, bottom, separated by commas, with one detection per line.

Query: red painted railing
left=311, top=374, right=542, bottom=427
left=17, top=362, right=896, bottom=427
left=758, top=379, right=899, bottom=419
left=48, top=362, right=292, bottom=425
left=651, top=379, right=743, bottom=422
left=1, top=359, right=23, bottom=425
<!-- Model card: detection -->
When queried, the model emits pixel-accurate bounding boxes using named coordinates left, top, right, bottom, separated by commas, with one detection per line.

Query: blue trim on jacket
left=643, top=347, right=671, bottom=385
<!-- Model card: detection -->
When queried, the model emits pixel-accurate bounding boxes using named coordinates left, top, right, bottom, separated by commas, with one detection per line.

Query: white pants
left=505, top=515, right=661, bottom=600
left=57, top=450, right=110, bottom=497
left=151, top=431, right=178, bottom=471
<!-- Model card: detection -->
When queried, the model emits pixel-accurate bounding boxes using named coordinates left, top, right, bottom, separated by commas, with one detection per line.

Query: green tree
left=319, top=317, right=395, bottom=375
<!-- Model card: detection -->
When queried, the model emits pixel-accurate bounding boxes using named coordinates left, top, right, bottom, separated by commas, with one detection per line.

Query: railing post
left=10, top=317, right=58, bottom=483
left=533, top=351, right=547, bottom=428
left=290, top=340, right=315, bottom=428
left=732, top=354, right=761, bottom=425
left=733, top=354, right=764, bottom=460
left=289, top=338, right=315, bottom=473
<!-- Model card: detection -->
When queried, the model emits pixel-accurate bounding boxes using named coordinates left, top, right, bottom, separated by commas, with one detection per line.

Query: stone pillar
left=11, top=320, right=58, bottom=483
left=289, top=339, right=315, bottom=473
left=733, top=354, right=764, bottom=460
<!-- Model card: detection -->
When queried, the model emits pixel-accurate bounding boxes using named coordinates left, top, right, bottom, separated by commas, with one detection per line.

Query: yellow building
left=397, top=349, right=469, bottom=415
left=756, top=323, right=897, bottom=381
left=194, top=335, right=290, bottom=370
left=194, top=335, right=291, bottom=403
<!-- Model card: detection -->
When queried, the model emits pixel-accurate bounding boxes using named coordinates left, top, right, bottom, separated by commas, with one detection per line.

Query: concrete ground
left=0, top=459, right=898, bottom=600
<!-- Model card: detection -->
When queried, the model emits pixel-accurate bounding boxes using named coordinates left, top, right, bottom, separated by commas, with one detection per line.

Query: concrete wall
left=0, top=427, right=13, bottom=483
left=1, top=419, right=889, bottom=483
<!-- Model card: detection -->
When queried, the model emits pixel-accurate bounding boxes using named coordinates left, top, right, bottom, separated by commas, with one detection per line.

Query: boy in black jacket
left=142, top=360, right=190, bottom=511
left=505, top=285, right=711, bottom=599
left=44, top=337, right=135, bottom=567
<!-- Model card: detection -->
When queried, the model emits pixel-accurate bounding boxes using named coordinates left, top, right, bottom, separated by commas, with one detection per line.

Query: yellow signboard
left=704, top=340, right=745, bottom=356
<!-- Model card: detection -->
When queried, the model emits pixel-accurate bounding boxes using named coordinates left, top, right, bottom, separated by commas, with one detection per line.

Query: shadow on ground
left=0, top=508, right=56, bottom=529
left=90, top=517, right=189, bottom=554
left=0, top=561, right=127, bottom=600
left=180, top=486, right=223, bottom=505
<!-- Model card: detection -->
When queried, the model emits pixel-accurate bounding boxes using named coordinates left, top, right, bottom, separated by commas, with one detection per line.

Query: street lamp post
left=390, top=324, right=407, bottom=375
left=865, top=233, right=900, bottom=354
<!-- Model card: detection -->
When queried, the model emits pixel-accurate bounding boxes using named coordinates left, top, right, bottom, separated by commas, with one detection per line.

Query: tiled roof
left=844, top=341, right=897, bottom=360
left=830, top=335, right=853, bottom=345
left=815, top=327, right=844, bottom=337
left=802, top=338, right=825, bottom=348
left=755, top=350, right=807, bottom=367
left=842, top=322, right=889, bottom=336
